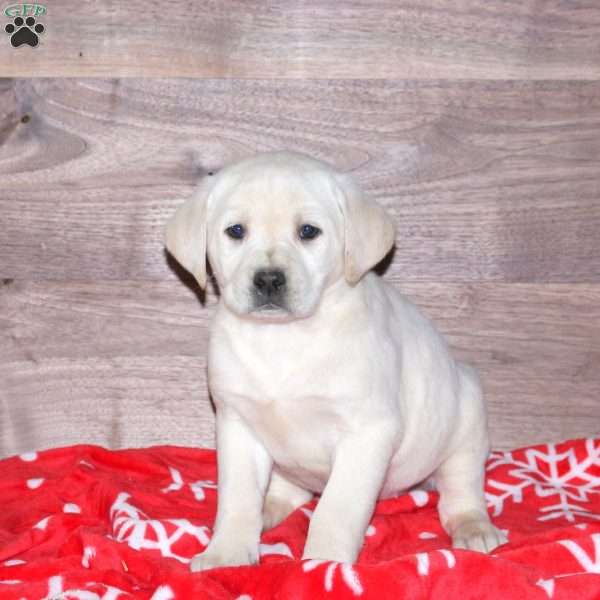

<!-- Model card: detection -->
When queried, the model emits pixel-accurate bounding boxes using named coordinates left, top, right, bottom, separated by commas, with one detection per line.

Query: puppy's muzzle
left=252, top=269, right=287, bottom=310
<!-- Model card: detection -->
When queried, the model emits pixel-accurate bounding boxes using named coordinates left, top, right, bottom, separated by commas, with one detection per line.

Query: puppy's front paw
left=190, top=542, right=259, bottom=572
left=451, top=517, right=507, bottom=553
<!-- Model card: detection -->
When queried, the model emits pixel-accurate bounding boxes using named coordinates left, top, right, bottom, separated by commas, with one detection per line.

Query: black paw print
left=5, top=16, right=45, bottom=48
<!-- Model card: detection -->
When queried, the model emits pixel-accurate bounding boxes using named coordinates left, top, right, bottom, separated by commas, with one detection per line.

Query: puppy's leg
left=435, top=366, right=506, bottom=553
left=190, top=409, right=272, bottom=572
left=263, top=471, right=313, bottom=530
left=302, top=427, right=394, bottom=563
left=435, top=447, right=506, bottom=553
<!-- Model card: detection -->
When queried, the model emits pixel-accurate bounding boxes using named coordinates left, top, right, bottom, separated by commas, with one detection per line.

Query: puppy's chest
left=209, top=333, right=367, bottom=479
left=239, top=389, right=345, bottom=480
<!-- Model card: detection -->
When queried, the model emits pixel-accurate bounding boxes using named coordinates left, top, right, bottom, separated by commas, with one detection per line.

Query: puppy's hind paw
left=190, top=543, right=259, bottom=572
left=451, top=517, right=507, bottom=554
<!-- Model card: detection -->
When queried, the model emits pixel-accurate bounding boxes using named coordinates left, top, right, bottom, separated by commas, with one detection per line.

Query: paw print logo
left=5, top=16, right=45, bottom=48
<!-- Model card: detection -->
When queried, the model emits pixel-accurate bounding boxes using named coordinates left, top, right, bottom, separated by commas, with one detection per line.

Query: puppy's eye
left=298, top=224, right=321, bottom=241
left=225, top=224, right=245, bottom=240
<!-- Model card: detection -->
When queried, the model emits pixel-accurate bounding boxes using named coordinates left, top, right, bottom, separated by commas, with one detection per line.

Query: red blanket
left=1, top=438, right=599, bottom=599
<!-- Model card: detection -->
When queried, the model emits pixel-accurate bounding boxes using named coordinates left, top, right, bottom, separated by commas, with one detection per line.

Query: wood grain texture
left=0, top=279, right=215, bottom=457
left=1, top=78, right=599, bottom=282
left=1, top=280, right=599, bottom=457
left=2, top=1, right=600, bottom=79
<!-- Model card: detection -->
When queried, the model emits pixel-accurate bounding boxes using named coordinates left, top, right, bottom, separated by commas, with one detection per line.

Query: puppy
left=165, top=151, right=506, bottom=570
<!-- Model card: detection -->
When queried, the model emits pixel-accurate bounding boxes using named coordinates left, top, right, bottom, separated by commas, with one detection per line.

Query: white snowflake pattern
left=19, top=451, right=38, bottom=462
left=189, top=479, right=218, bottom=501
left=110, top=492, right=211, bottom=563
left=259, top=542, right=293, bottom=558
left=558, top=533, right=600, bottom=574
left=536, top=578, right=555, bottom=598
left=150, top=585, right=175, bottom=600
left=302, top=560, right=364, bottom=596
left=82, top=546, right=96, bottom=568
left=43, top=576, right=126, bottom=599
left=415, top=549, right=456, bottom=576
left=161, top=466, right=217, bottom=501
left=485, top=438, right=600, bottom=522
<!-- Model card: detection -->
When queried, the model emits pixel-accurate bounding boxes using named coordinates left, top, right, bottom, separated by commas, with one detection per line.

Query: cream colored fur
left=165, top=151, right=506, bottom=570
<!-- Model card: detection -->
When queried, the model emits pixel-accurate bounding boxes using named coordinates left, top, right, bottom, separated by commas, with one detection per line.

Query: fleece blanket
left=0, top=439, right=599, bottom=600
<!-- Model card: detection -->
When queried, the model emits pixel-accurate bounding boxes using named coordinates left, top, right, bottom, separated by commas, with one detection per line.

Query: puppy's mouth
left=255, top=302, right=285, bottom=312
left=250, top=300, right=290, bottom=316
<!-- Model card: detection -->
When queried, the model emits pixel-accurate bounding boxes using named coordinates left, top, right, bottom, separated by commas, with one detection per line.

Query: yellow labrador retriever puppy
left=165, top=151, right=506, bottom=571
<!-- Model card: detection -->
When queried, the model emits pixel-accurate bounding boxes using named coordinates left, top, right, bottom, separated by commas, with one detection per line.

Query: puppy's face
left=207, top=174, right=344, bottom=321
left=165, top=151, right=395, bottom=323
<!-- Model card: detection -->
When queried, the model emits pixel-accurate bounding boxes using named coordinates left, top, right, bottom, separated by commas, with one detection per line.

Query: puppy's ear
left=164, top=176, right=214, bottom=289
left=336, top=174, right=395, bottom=285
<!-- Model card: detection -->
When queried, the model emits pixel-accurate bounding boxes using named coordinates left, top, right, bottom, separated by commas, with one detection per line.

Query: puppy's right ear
left=164, top=176, right=214, bottom=289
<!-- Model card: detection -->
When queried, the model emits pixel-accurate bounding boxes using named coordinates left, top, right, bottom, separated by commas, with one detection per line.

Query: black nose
left=253, top=269, right=286, bottom=297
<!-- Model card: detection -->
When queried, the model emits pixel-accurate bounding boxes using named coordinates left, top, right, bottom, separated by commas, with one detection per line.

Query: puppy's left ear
left=336, top=174, right=395, bottom=285
left=164, top=176, right=215, bottom=289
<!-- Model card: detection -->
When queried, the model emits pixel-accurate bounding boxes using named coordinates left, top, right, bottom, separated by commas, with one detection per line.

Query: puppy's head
left=165, top=151, right=394, bottom=321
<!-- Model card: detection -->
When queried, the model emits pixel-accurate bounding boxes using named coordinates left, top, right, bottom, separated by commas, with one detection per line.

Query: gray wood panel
left=2, top=1, right=600, bottom=79
left=2, top=280, right=598, bottom=457
left=0, top=279, right=215, bottom=456
left=2, top=78, right=599, bottom=282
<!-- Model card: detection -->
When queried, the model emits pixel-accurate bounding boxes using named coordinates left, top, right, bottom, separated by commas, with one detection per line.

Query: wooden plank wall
left=1, top=2, right=599, bottom=457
